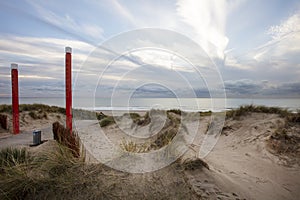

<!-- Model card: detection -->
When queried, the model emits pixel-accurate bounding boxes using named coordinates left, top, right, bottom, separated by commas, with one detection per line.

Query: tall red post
left=11, top=63, right=19, bottom=134
left=65, top=47, right=72, bottom=134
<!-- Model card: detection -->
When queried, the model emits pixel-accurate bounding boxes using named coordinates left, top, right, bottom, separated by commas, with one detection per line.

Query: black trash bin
left=33, top=130, right=41, bottom=145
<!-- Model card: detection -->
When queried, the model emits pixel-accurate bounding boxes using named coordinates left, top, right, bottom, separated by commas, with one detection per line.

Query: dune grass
left=226, top=104, right=290, bottom=119
left=52, top=122, right=81, bottom=158
left=0, top=147, right=29, bottom=170
left=120, top=140, right=150, bottom=153
left=99, top=116, right=116, bottom=127
left=0, top=145, right=91, bottom=199
left=167, top=109, right=182, bottom=115
left=267, top=110, right=300, bottom=161
left=179, top=158, right=210, bottom=171
left=0, top=104, right=66, bottom=114
left=0, top=143, right=200, bottom=199
left=120, top=110, right=186, bottom=153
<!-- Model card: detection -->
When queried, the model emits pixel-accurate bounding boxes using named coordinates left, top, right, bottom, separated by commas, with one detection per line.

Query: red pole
left=11, top=63, right=19, bottom=134
left=65, top=47, right=72, bottom=134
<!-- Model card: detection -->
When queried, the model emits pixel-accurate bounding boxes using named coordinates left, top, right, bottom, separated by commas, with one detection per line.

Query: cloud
left=108, top=0, right=137, bottom=26
left=224, top=79, right=300, bottom=97
left=27, top=0, right=104, bottom=43
left=267, top=13, right=300, bottom=40
left=223, top=12, right=300, bottom=84
left=0, top=74, right=57, bottom=80
left=254, top=15, right=300, bottom=65
left=176, top=0, right=229, bottom=59
left=224, top=79, right=263, bottom=96
left=0, top=35, right=94, bottom=97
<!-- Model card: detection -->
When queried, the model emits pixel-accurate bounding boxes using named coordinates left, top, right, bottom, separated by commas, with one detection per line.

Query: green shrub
left=29, top=111, right=38, bottom=119
left=0, top=104, right=11, bottom=113
left=96, top=112, right=107, bottom=120
left=129, top=113, right=141, bottom=120
left=135, top=112, right=151, bottom=126
left=167, top=109, right=182, bottom=115
left=99, top=116, right=115, bottom=127
left=199, top=110, right=212, bottom=117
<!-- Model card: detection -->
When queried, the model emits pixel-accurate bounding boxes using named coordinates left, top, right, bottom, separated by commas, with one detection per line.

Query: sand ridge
left=1, top=109, right=300, bottom=199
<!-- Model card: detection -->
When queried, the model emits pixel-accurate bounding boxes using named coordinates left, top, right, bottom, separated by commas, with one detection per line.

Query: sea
left=0, top=97, right=299, bottom=112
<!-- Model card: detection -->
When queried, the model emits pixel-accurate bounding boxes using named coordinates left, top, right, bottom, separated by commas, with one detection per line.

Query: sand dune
left=1, top=107, right=299, bottom=199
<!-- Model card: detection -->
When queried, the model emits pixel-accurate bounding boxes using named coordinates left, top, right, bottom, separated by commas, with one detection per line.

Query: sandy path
left=191, top=113, right=300, bottom=200
left=0, top=112, right=65, bottom=148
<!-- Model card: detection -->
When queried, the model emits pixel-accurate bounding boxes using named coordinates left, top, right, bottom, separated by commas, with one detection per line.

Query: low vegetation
left=99, top=116, right=116, bottom=127
left=0, top=147, right=28, bottom=170
left=120, top=110, right=186, bottom=153
left=28, top=111, right=48, bottom=120
left=52, top=122, right=80, bottom=157
left=167, top=109, right=182, bottom=116
left=0, top=104, right=66, bottom=114
left=134, top=112, right=151, bottom=126
left=120, top=140, right=150, bottom=153
left=226, top=104, right=290, bottom=119
left=199, top=110, right=212, bottom=117
left=179, top=158, right=210, bottom=171
left=267, top=110, right=300, bottom=164
left=0, top=144, right=199, bottom=199
left=96, top=112, right=107, bottom=121
left=0, top=145, right=87, bottom=199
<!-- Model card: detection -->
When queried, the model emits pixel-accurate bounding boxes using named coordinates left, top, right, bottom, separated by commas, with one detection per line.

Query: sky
left=0, top=0, right=300, bottom=98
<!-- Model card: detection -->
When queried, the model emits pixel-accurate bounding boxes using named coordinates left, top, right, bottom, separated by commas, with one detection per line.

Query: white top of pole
left=65, top=47, right=72, bottom=53
left=11, top=63, right=18, bottom=70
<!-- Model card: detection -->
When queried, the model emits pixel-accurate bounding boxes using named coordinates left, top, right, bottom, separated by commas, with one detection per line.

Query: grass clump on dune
left=52, top=122, right=81, bottom=158
left=226, top=105, right=289, bottom=119
left=199, top=110, right=212, bottom=117
left=179, top=158, right=210, bottom=171
left=135, top=112, right=151, bottom=126
left=99, top=116, right=116, bottom=127
left=0, top=145, right=95, bottom=200
left=0, top=147, right=29, bottom=170
left=167, top=109, right=182, bottom=116
left=120, top=140, right=150, bottom=153
left=267, top=110, right=300, bottom=163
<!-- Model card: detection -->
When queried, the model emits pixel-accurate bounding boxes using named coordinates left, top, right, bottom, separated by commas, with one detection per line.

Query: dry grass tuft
left=0, top=147, right=29, bottom=170
left=120, top=140, right=150, bottom=153
left=120, top=111, right=187, bottom=153
left=52, top=122, right=80, bottom=157
left=267, top=110, right=300, bottom=165
left=180, top=158, right=210, bottom=171
left=0, top=145, right=90, bottom=199
left=130, top=111, right=151, bottom=126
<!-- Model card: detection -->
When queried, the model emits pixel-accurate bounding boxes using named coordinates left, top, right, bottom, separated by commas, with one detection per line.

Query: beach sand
left=1, top=107, right=300, bottom=199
